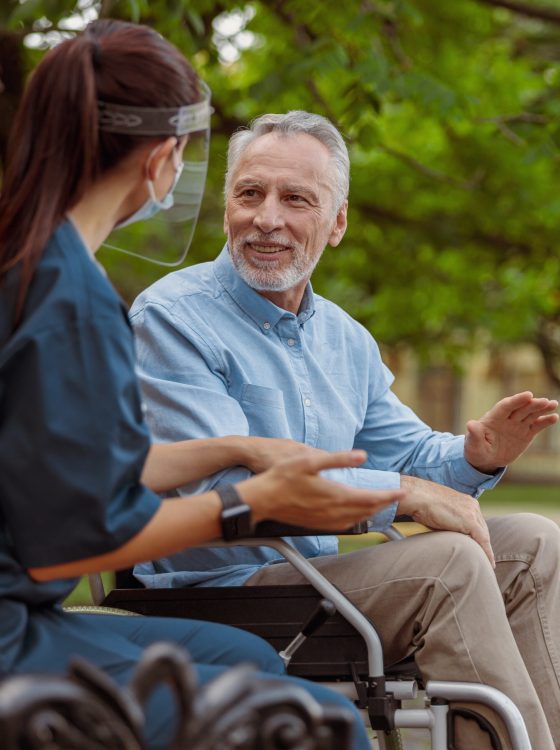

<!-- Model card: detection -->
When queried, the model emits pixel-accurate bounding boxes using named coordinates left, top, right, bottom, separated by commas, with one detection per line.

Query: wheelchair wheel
left=376, top=728, right=405, bottom=750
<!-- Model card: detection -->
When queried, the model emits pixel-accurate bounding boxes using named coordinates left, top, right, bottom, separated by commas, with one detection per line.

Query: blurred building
left=388, top=346, right=560, bottom=483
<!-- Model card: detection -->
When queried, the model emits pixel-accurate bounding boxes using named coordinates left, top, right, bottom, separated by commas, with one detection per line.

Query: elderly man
left=130, top=111, right=559, bottom=749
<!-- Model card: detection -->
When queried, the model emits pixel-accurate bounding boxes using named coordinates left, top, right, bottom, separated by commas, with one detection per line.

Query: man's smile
left=245, top=241, right=292, bottom=257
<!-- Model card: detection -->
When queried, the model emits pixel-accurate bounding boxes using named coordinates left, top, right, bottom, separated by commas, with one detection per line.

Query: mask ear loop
left=145, top=140, right=179, bottom=206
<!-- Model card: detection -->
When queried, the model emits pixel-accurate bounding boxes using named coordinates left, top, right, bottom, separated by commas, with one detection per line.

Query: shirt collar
left=65, top=216, right=108, bottom=277
left=213, top=245, right=316, bottom=331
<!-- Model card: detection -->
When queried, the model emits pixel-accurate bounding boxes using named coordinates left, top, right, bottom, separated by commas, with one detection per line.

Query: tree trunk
left=536, top=318, right=560, bottom=389
left=0, top=28, right=24, bottom=175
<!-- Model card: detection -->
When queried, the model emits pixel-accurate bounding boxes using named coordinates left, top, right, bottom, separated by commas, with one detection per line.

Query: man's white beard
left=229, top=234, right=323, bottom=292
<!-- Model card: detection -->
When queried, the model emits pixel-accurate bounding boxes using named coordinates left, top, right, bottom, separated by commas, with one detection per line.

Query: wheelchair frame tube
left=426, top=681, right=532, bottom=750
left=216, top=539, right=532, bottom=750
left=217, top=538, right=386, bottom=678
left=88, top=573, right=106, bottom=605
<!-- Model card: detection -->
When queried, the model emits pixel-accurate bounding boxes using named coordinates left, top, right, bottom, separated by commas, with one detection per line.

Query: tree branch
left=380, top=144, right=485, bottom=190
left=352, top=200, right=534, bottom=258
left=380, top=17, right=412, bottom=70
left=476, top=112, right=549, bottom=124
left=209, top=98, right=245, bottom=137
left=474, top=0, right=560, bottom=25
left=99, top=0, right=113, bottom=18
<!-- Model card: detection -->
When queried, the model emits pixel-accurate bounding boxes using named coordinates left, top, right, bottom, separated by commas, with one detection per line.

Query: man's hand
left=398, top=476, right=495, bottom=566
left=464, top=391, right=559, bottom=474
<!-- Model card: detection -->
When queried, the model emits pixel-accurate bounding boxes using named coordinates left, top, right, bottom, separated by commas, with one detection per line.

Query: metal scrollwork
left=0, top=642, right=353, bottom=749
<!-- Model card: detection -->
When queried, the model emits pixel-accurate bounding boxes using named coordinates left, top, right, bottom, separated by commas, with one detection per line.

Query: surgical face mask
left=116, top=149, right=184, bottom=229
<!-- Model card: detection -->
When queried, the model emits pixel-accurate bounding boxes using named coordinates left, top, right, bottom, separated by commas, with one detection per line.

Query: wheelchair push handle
left=302, top=599, right=336, bottom=637
left=279, top=599, right=336, bottom=668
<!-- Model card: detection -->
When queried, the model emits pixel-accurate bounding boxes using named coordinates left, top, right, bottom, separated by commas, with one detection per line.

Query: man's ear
left=328, top=200, right=348, bottom=247
left=223, top=211, right=229, bottom=236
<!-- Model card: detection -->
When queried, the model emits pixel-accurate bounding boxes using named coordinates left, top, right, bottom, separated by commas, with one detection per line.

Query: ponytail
left=0, top=20, right=199, bottom=323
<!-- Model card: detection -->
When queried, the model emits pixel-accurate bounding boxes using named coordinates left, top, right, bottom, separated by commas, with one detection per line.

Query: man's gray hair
left=225, top=111, right=349, bottom=210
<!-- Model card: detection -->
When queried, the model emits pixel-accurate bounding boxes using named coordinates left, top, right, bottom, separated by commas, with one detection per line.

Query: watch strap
left=216, top=484, right=253, bottom=541
left=215, top=483, right=243, bottom=511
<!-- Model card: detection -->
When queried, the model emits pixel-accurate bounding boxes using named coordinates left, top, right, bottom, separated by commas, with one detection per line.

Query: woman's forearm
left=140, top=436, right=251, bottom=493
left=29, top=450, right=404, bottom=583
left=28, top=473, right=279, bottom=582
left=141, top=437, right=331, bottom=494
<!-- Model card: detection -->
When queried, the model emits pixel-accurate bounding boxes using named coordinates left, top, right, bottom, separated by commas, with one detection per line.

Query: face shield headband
left=99, top=81, right=212, bottom=267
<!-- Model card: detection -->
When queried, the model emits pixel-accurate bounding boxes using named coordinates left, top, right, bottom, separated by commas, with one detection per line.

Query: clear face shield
left=98, top=81, right=212, bottom=266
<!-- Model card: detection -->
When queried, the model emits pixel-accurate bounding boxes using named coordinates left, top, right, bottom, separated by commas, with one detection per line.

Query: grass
left=64, top=483, right=558, bottom=606
left=64, top=572, right=114, bottom=607
left=481, top=482, right=558, bottom=507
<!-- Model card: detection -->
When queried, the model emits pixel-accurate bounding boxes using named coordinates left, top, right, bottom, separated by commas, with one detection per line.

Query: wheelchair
left=88, top=522, right=532, bottom=750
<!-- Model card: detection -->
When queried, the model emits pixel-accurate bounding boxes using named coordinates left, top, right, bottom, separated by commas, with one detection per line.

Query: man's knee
left=421, top=530, right=495, bottom=579
left=424, top=531, right=501, bottom=604
left=508, top=511, right=558, bottom=541
left=489, top=512, right=560, bottom=563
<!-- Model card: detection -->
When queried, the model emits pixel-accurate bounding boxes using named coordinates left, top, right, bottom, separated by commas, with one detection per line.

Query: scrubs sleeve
left=0, top=313, right=161, bottom=568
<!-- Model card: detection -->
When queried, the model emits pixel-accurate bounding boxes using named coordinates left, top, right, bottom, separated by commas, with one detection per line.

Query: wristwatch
left=216, top=484, right=254, bottom=541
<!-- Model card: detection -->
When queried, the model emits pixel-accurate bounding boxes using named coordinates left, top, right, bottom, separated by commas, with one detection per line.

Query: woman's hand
left=238, top=449, right=405, bottom=531
left=240, top=437, right=327, bottom=474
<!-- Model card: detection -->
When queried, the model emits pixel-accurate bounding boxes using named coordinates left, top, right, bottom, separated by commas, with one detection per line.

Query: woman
left=0, top=19, right=401, bottom=749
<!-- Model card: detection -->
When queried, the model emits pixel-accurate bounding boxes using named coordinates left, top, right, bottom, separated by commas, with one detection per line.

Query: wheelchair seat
left=106, top=582, right=375, bottom=681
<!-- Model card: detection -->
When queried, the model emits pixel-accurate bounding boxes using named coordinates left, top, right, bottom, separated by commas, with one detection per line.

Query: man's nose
left=253, top=195, right=285, bottom=233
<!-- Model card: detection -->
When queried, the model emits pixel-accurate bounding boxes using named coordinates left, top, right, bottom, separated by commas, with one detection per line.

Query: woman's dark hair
left=0, top=19, right=200, bottom=319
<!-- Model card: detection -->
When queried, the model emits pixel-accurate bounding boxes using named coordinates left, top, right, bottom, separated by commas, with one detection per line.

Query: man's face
left=224, top=132, right=347, bottom=299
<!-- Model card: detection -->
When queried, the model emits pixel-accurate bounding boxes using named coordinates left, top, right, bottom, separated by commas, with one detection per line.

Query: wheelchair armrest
left=88, top=526, right=369, bottom=605
left=252, top=520, right=369, bottom=537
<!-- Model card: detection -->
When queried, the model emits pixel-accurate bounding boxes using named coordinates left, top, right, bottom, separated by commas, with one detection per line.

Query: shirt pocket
left=240, top=383, right=285, bottom=408
left=239, top=384, right=289, bottom=437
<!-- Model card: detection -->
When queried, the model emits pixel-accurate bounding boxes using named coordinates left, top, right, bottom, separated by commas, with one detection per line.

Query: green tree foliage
left=2, top=0, right=560, bottom=384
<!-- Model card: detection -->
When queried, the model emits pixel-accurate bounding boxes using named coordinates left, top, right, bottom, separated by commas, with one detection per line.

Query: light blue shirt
left=130, top=246, right=501, bottom=587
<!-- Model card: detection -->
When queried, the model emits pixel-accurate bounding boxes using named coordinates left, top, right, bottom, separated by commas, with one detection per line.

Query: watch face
left=221, top=503, right=253, bottom=541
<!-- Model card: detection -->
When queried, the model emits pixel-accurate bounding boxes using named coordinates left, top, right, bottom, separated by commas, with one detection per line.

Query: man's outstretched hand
left=464, top=391, right=558, bottom=474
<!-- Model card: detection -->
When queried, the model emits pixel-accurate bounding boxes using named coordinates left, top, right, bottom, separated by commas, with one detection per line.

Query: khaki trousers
left=245, top=513, right=560, bottom=750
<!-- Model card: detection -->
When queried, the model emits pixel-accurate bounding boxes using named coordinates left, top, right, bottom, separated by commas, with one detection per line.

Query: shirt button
left=263, top=321, right=271, bottom=330
left=287, top=338, right=296, bottom=347
left=304, top=398, right=312, bottom=407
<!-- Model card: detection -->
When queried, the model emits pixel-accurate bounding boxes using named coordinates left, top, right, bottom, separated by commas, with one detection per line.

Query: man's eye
left=288, top=194, right=305, bottom=203
left=240, top=189, right=258, bottom=198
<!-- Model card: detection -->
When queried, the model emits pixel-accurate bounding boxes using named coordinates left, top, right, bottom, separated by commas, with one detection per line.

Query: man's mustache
left=240, top=233, right=298, bottom=250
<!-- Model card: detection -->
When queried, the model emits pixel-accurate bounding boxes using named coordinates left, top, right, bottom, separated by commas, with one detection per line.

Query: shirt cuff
left=450, top=453, right=507, bottom=498
left=321, top=467, right=400, bottom=531
left=368, top=501, right=398, bottom=532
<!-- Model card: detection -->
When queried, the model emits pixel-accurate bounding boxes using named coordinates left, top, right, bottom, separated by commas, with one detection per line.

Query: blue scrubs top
left=0, top=220, right=161, bottom=675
